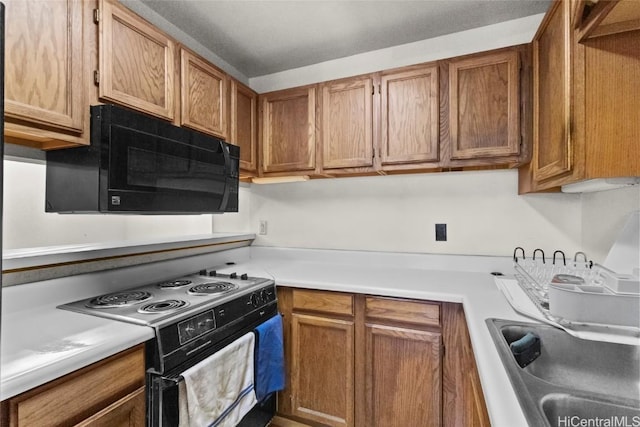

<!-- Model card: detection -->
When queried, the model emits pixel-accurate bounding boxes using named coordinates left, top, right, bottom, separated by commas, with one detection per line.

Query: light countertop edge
left=3, top=233, right=256, bottom=270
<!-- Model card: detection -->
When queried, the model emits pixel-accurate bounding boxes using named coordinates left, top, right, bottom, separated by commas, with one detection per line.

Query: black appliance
left=58, top=269, right=278, bottom=426
left=45, top=104, right=239, bottom=214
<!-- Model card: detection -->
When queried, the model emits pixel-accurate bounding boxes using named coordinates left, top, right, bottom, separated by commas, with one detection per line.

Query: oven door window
left=109, top=125, right=227, bottom=196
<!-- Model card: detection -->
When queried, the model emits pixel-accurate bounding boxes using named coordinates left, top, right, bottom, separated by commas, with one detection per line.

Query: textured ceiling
left=141, top=0, right=550, bottom=78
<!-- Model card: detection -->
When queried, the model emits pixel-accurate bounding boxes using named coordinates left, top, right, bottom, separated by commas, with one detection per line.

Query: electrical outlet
left=259, top=220, right=267, bottom=235
left=435, top=223, right=447, bottom=241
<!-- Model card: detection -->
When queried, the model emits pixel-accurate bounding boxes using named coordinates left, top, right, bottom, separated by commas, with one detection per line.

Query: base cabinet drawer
left=1, top=345, right=145, bottom=427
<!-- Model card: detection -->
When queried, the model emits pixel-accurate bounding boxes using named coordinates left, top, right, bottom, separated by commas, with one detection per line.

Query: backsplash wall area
left=214, top=171, right=638, bottom=262
left=215, top=170, right=582, bottom=257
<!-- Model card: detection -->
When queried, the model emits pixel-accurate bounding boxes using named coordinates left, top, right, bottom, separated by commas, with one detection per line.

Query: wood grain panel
left=584, top=29, right=640, bottom=178
left=99, top=0, right=175, bottom=120
left=180, top=48, right=227, bottom=138
left=291, top=314, right=354, bottom=427
left=533, top=0, right=572, bottom=181
left=6, top=345, right=145, bottom=427
left=442, top=304, right=490, bottom=427
left=590, top=0, right=640, bottom=38
left=321, top=77, right=373, bottom=169
left=261, top=87, right=316, bottom=173
left=293, top=289, right=354, bottom=316
left=4, top=0, right=84, bottom=132
left=449, top=50, right=520, bottom=159
left=231, top=80, right=258, bottom=172
left=365, top=296, right=440, bottom=327
left=380, top=65, right=440, bottom=165
left=365, top=324, right=442, bottom=427
left=75, top=387, right=145, bottom=427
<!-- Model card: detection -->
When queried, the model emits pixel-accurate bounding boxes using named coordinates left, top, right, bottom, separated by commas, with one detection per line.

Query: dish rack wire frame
left=512, top=260, right=640, bottom=337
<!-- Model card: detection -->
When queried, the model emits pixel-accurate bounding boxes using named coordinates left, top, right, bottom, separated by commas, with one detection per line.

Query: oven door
left=147, top=306, right=278, bottom=426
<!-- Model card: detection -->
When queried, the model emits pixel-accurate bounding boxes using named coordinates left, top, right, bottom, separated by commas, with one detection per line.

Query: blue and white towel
left=178, top=332, right=257, bottom=427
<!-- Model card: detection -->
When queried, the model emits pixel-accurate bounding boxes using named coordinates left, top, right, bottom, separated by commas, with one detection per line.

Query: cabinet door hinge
left=93, top=8, right=100, bottom=23
left=94, top=70, right=100, bottom=85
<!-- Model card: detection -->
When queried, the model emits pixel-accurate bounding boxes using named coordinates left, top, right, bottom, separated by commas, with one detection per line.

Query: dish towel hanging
left=178, top=332, right=257, bottom=427
left=254, top=314, right=285, bottom=401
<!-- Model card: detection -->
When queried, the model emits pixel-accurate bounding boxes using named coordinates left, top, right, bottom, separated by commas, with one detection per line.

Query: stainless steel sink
left=487, top=319, right=640, bottom=427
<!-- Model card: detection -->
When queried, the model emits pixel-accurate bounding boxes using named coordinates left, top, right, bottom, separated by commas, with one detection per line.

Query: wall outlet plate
left=435, top=223, right=447, bottom=241
left=259, top=220, right=267, bottom=235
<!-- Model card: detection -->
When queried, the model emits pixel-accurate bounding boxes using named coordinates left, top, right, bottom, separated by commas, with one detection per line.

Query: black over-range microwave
left=46, top=104, right=239, bottom=214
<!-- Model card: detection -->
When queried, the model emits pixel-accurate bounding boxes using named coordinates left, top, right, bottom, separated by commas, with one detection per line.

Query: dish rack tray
left=513, top=260, right=640, bottom=339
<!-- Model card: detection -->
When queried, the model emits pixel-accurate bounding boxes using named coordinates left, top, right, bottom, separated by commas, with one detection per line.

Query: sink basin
left=487, top=319, right=640, bottom=426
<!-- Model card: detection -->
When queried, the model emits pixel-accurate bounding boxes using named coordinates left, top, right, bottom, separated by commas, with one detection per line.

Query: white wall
left=215, top=170, right=583, bottom=257
left=581, top=186, right=640, bottom=263
left=2, top=159, right=214, bottom=250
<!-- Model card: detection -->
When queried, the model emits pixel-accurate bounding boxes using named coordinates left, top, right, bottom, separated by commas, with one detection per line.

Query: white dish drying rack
left=508, top=248, right=640, bottom=343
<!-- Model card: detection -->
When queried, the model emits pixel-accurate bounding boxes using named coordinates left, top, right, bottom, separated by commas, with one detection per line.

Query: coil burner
left=138, top=299, right=189, bottom=314
left=188, top=282, right=238, bottom=295
left=86, top=290, right=152, bottom=308
left=157, top=280, right=192, bottom=289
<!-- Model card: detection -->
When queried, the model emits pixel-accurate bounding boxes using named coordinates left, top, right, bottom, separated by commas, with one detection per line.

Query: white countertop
left=236, top=247, right=532, bottom=427
left=1, top=244, right=531, bottom=426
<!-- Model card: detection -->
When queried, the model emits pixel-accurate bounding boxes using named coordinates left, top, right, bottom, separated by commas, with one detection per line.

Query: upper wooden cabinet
left=320, top=76, right=374, bottom=171
left=521, top=0, right=640, bottom=192
left=532, top=0, right=572, bottom=183
left=180, top=48, right=227, bottom=139
left=4, top=0, right=93, bottom=149
left=231, top=80, right=259, bottom=174
left=260, top=86, right=317, bottom=174
left=448, top=50, right=521, bottom=161
left=574, top=0, right=640, bottom=41
left=98, top=0, right=176, bottom=121
left=379, top=65, right=440, bottom=168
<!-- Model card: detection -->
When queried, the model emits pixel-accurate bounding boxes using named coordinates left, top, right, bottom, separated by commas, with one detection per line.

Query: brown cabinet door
left=260, top=87, right=316, bottom=173
left=4, top=0, right=84, bottom=132
left=380, top=66, right=440, bottom=165
left=98, top=0, right=175, bottom=120
left=533, top=0, right=572, bottom=181
left=5, top=346, right=145, bottom=427
left=75, top=387, right=145, bottom=427
left=449, top=50, right=520, bottom=160
left=365, top=324, right=442, bottom=427
left=231, top=80, right=258, bottom=173
left=442, top=304, right=491, bottom=427
left=290, top=313, right=354, bottom=427
left=321, top=77, right=374, bottom=169
left=180, top=48, right=227, bottom=139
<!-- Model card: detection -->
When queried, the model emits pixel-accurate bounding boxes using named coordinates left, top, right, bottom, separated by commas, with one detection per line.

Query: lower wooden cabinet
left=0, top=345, right=145, bottom=427
left=365, top=324, right=441, bottom=427
left=290, top=314, right=355, bottom=427
left=277, top=288, right=490, bottom=427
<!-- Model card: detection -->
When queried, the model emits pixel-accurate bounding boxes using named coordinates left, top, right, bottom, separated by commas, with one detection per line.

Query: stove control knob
left=230, top=272, right=238, bottom=279
left=259, top=290, right=268, bottom=302
left=198, top=269, right=207, bottom=276
left=240, top=273, right=248, bottom=280
left=208, top=270, right=217, bottom=277
left=250, top=293, right=259, bottom=307
left=184, top=325, right=195, bottom=333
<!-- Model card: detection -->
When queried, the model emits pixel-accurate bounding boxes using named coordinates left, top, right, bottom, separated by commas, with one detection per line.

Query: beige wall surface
left=215, top=170, right=586, bottom=258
